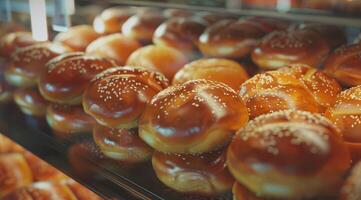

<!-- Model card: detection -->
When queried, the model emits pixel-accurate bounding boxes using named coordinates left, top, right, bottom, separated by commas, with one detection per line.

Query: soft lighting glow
left=29, top=0, right=48, bottom=41
left=65, top=0, right=75, bottom=15
left=277, top=0, right=291, bottom=12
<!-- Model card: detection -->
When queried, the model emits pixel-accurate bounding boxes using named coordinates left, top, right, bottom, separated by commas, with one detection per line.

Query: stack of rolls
left=0, top=134, right=103, bottom=200
left=82, top=66, right=169, bottom=163
left=3, top=42, right=70, bottom=116
left=38, top=52, right=115, bottom=136
left=2, top=6, right=361, bottom=199
left=0, top=32, right=40, bottom=105
left=139, top=79, right=249, bottom=195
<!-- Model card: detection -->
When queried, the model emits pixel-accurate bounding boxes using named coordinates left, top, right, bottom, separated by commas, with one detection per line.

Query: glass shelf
left=0, top=103, right=235, bottom=200
left=99, top=0, right=361, bottom=28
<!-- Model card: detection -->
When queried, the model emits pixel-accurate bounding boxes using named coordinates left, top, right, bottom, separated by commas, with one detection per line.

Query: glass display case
left=0, top=0, right=360, bottom=200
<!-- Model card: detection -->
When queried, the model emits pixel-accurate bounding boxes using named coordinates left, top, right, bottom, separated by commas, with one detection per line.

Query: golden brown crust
left=153, top=17, right=208, bottom=56
left=5, top=42, right=70, bottom=88
left=152, top=150, right=234, bottom=195
left=126, top=45, right=189, bottom=80
left=3, top=181, right=77, bottom=200
left=277, top=64, right=341, bottom=112
left=198, top=19, right=265, bottom=58
left=0, top=32, right=39, bottom=57
left=324, top=85, right=361, bottom=163
left=13, top=88, right=48, bottom=117
left=252, top=29, right=330, bottom=70
left=0, top=135, right=24, bottom=154
left=0, top=153, right=33, bottom=197
left=93, top=7, right=135, bottom=34
left=23, top=152, right=68, bottom=182
left=324, top=43, right=361, bottom=87
left=85, top=33, right=141, bottom=65
left=38, top=53, right=114, bottom=105
left=54, top=25, right=100, bottom=51
left=239, top=69, right=320, bottom=119
left=227, top=110, right=350, bottom=199
left=83, top=66, right=167, bottom=129
left=93, top=125, right=153, bottom=162
left=139, top=79, right=249, bottom=154
left=172, top=58, right=249, bottom=90
left=121, top=11, right=165, bottom=44
left=46, top=104, right=96, bottom=134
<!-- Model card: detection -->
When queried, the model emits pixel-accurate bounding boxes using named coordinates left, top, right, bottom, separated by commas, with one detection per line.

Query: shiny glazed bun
left=139, top=79, right=249, bottom=154
left=83, top=66, right=169, bottom=128
left=290, top=23, right=346, bottom=48
left=233, top=182, right=263, bottom=200
left=153, top=17, right=208, bottom=57
left=173, top=58, right=249, bottom=90
left=54, top=25, right=100, bottom=51
left=277, top=64, right=341, bottom=112
left=13, top=88, right=48, bottom=117
left=252, top=29, right=330, bottom=70
left=339, top=161, right=361, bottom=200
left=0, top=80, right=13, bottom=104
left=126, top=45, right=188, bottom=80
left=0, top=32, right=38, bottom=57
left=38, top=52, right=114, bottom=105
left=324, top=42, right=361, bottom=87
left=3, top=181, right=77, bottom=200
left=325, top=85, right=361, bottom=163
left=0, top=153, right=32, bottom=197
left=86, top=33, right=140, bottom=65
left=121, top=11, right=165, bottom=44
left=46, top=104, right=96, bottom=134
left=93, top=7, right=134, bottom=34
left=93, top=125, right=152, bottom=162
left=152, top=150, right=234, bottom=195
left=198, top=19, right=266, bottom=59
left=239, top=70, right=319, bottom=119
left=5, top=43, right=70, bottom=88
left=23, top=152, right=68, bottom=182
left=227, top=110, right=351, bottom=199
